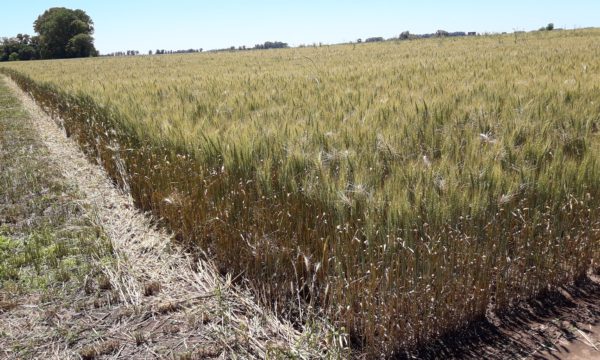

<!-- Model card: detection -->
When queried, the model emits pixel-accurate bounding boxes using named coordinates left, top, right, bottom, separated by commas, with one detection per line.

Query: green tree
left=18, top=45, right=38, bottom=60
left=0, top=35, right=40, bottom=61
left=34, top=7, right=97, bottom=59
left=67, top=33, right=97, bottom=57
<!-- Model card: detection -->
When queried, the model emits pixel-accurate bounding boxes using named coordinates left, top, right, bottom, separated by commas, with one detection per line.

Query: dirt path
left=553, top=324, right=600, bottom=360
left=1, top=77, right=335, bottom=359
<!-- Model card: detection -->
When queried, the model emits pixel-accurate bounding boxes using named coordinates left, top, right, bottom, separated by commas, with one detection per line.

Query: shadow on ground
left=398, top=275, right=600, bottom=359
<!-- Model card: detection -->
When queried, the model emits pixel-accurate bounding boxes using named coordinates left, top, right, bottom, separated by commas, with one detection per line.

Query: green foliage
left=67, top=33, right=97, bottom=58
left=17, top=45, right=38, bottom=60
left=0, top=34, right=40, bottom=62
left=254, top=41, right=288, bottom=50
left=365, top=36, right=384, bottom=42
left=540, top=23, right=555, bottom=31
left=0, top=7, right=97, bottom=61
left=33, top=7, right=97, bottom=59
left=0, top=235, right=18, bottom=280
left=0, top=228, right=111, bottom=290
left=0, top=78, right=113, bottom=293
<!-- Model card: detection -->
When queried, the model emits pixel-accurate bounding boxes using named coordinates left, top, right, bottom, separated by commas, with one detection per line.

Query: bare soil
left=402, top=276, right=600, bottom=359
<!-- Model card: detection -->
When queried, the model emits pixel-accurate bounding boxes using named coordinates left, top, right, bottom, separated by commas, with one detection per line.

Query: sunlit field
left=3, top=29, right=600, bottom=356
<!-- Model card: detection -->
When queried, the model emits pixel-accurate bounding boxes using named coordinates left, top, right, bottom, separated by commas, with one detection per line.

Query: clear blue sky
left=1, top=1, right=598, bottom=54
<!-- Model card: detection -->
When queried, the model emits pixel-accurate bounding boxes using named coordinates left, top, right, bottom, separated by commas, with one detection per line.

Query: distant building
left=468, top=32, right=477, bottom=36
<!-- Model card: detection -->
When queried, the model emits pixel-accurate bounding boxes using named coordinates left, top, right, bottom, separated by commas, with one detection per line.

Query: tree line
left=358, top=23, right=556, bottom=44
left=1, top=7, right=97, bottom=62
left=105, top=49, right=204, bottom=57
left=209, top=41, right=289, bottom=53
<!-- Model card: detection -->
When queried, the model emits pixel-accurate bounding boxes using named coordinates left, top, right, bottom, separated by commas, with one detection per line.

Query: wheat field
left=2, top=29, right=600, bottom=356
